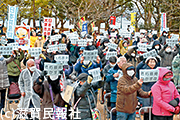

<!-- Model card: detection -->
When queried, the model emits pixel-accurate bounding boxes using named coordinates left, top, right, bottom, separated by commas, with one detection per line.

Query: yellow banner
left=131, top=12, right=136, bottom=31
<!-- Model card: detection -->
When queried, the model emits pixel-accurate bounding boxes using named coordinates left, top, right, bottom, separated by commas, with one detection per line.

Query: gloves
left=36, top=71, right=47, bottom=85
left=164, top=44, right=168, bottom=49
left=39, top=53, right=46, bottom=60
left=169, top=98, right=179, bottom=107
left=87, top=74, right=93, bottom=84
left=68, top=61, right=73, bottom=66
left=174, top=106, right=180, bottom=114
left=26, top=54, right=31, bottom=60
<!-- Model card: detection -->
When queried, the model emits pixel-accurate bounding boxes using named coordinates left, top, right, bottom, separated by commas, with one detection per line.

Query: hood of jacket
left=152, top=40, right=161, bottom=50
left=158, top=67, right=173, bottom=84
left=121, top=63, right=136, bottom=79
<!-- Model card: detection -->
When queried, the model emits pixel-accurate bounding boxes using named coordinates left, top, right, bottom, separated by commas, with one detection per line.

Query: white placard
left=140, top=29, right=146, bottom=33
left=58, top=44, right=66, bottom=51
left=77, top=39, right=87, bottom=47
left=111, top=33, right=116, bottom=37
left=93, top=27, right=98, bottom=31
left=7, top=43, right=18, bottom=50
left=64, top=31, right=70, bottom=35
left=69, top=36, right=78, bottom=44
left=140, top=69, right=159, bottom=83
left=0, top=46, right=13, bottom=55
left=54, top=55, right=69, bottom=65
left=88, top=67, right=101, bottom=82
left=47, top=45, right=59, bottom=53
left=152, top=31, right=157, bottom=35
left=83, top=50, right=98, bottom=61
left=115, top=70, right=123, bottom=81
left=143, top=49, right=158, bottom=58
left=51, top=34, right=62, bottom=41
left=105, top=51, right=117, bottom=60
left=166, top=39, right=178, bottom=48
left=69, top=25, right=74, bottom=29
left=135, top=32, right=140, bottom=37
left=28, top=47, right=42, bottom=57
left=81, top=31, right=86, bottom=37
left=137, top=43, right=152, bottom=52
left=121, top=32, right=131, bottom=38
left=55, top=29, right=59, bottom=33
left=171, top=34, right=179, bottom=39
left=44, top=63, right=63, bottom=75
left=0, top=38, right=7, bottom=45
left=107, top=43, right=118, bottom=50
left=100, top=23, right=105, bottom=29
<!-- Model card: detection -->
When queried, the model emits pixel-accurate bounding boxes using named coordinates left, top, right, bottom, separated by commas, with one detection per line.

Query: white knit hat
left=145, top=57, right=157, bottom=64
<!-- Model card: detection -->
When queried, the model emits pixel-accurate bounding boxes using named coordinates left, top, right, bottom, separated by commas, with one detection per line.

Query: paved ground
left=1, top=90, right=180, bottom=120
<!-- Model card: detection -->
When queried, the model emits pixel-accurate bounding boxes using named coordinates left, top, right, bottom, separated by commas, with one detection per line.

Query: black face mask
left=47, top=76, right=60, bottom=94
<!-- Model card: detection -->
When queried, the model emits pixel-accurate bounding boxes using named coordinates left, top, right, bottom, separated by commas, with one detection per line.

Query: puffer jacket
left=106, top=64, right=122, bottom=103
left=159, top=35, right=167, bottom=45
left=0, top=56, right=14, bottom=90
left=116, top=63, right=149, bottom=114
left=151, top=67, right=180, bottom=116
left=158, top=47, right=178, bottom=67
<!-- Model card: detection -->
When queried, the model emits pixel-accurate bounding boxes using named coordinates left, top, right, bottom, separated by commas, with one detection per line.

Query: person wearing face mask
left=86, top=39, right=96, bottom=50
left=18, top=59, right=41, bottom=113
left=75, top=55, right=102, bottom=76
left=116, top=63, right=151, bottom=120
left=124, top=46, right=139, bottom=67
left=0, top=54, right=14, bottom=115
left=106, top=56, right=127, bottom=119
left=158, top=44, right=179, bottom=67
left=98, top=38, right=109, bottom=67
left=159, top=31, right=167, bottom=45
left=33, top=71, right=68, bottom=120
left=151, top=68, right=180, bottom=120
left=34, top=34, right=45, bottom=51
left=118, top=39, right=133, bottom=56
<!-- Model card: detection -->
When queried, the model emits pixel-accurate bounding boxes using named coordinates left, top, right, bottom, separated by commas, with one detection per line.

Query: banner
left=160, top=13, right=167, bottom=33
left=88, top=68, right=101, bottom=82
left=44, top=63, right=62, bottom=75
left=105, top=51, right=117, bottom=60
left=77, top=39, right=87, bottom=47
left=143, top=49, right=158, bottom=58
left=140, top=69, right=159, bottom=83
left=14, top=26, right=30, bottom=50
left=54, top=55, right=69, bottom=65
left=7, top=43, right=18, bottom=50
left=0, top=46, right=13, bottom=55
left=166, top=39, right=179, bottom=48
left=109, top=16, right=116, bottom=25
left=28, top=47, right=42, bottom=57
left=131, top=12, right=136, bottom=32
left=7, top=6, right=18, bottom=39
left=82, top=23, right=88, bottom=34
left=43, top=17, right=53, bottom=38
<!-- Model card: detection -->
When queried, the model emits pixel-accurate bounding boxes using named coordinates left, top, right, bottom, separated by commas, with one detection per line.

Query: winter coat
left=74, top=80, right=104, bottom=119
left=159, top=35, right=167, bottom=45
left=106, top=64, right=122, bottom=102
left=0, top=57, right=14, bottom=90
left=172, top=54, right=180, bottom=86
left=98, top=45, right=107, bottom=67
left=33, top=80, right=66, bottom=120
left=75, top=61, right=102, bottom=76
left=30, top=36, right=38, bottom=47
left=151, top=67, right=180, bottom=116
left=6, top=51, right=24, bottom=76
left=119, top=40, right=133, bottom=56
left=116, top=63, right=149, bottom=114
left=34, top=39, right=45, bottom=51
left=158, top=47, right=178, bottom=67
left=85, top=45, right=96, bottom=50
left=103, top=64, right=113, bottom=92
left=18, top=68, right=41, bottom=109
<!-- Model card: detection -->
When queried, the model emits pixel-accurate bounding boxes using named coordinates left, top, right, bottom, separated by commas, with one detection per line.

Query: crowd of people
left=0, top=26, right=180, bottom=120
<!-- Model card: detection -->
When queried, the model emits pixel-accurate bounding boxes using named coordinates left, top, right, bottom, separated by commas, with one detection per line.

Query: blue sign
left=82, top=23, right=88, bottom=34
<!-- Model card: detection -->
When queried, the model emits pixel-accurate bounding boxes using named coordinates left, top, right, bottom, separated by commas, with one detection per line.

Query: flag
left=160, top=13, right=167, bottom=33
left=91, top=22, right=95, bottom=31
left=78, top=16, right=85, bottom=30
left=131, top=12, right=136, bottom=32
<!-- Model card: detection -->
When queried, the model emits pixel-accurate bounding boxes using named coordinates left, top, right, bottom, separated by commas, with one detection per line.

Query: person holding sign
left=151, top=67, right=180, bottom=120
left=75, top=55, right=102, bottom=76
left=34, top=34, right=46, bottom=51
left=159, top=31, right=168, bottom=45
left=158, top=44, right=179, bottom=68
left=116, top=63, right=151, bottom=120
left=106, top=56, right=127, bottom=120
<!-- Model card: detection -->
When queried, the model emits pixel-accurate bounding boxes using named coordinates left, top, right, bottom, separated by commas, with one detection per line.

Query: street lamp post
left=38, top=7, right=41, bottom=30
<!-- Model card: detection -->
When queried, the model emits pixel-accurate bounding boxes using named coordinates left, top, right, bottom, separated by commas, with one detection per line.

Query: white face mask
left=89, top=42, right=92, bottom=46
left=127, top=70, right=135, bottom=77
left=83, top=60, right=90, bottom=65
left=155, top=46, right=159, bottom=49
left=131, top=53, right=135, bottom=57
left=166, top=48, right=171, bottom=53
left=38, top=37, right=42, bottom=39
left=35, top=57, right=39, bottom=60
left=104, top=43, right=108, bottom=46
left=2, top=36, right=5, bottom=39
left=163, top=33, right=167, bottom=36
left=29, top=66, right=36, bottom=72
left=50, top=75, right=59, bottom=81
left=109, top=63, right=116, bottom=67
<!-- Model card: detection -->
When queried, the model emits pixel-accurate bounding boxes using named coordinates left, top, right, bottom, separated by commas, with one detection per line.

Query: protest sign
left=47, top=45, right=58, bottom=53
left=143, top=49, right=158, bottom=58
left=54, top=55, right=69, bottom=65
left=171, top=34, right=179, bottom=39
left=137, top=43, right=151, bottom=52
left=81, top=31, right=86, bottom=38
left=110, top=33, right=116, bottom=37
left=0, top=46, right=13, bottom=55
left=69, top=36, right=78, bottom=44
left=0, top=38, right=7, bottom=45
left=107, top=43, right=118, bottom=50
left=14, top=26, right=30, bottom=50
left=7, top=6, right=18, bottom=39
left=43, top=17, right=52, bottom=38
left=140, top=69, right=159, bottom=82
left=77, top=39, right=87, bottom=47
left=115, top=70, right=123, bottom=81
left=64, top=31, right=70, bottom=35
left=105, top=51, right=117, bottom=60
left=121, top=32, right=131, bottom=38
left=88, top=68, right=101, bottom=82
left=166, top=39, right=178, bottom=48
left=28, top=47, right=42, bottom=57
left=93, top=27, right=98, bottom=31
left=135, top=32, right=140, bottom=37
left=51, top=34, right=61, bottom=41
left=69, top=25, right=74, bottom=29
left=100, top=23, right=105, bottom=29
left=55, top=29, right=59, bottom=33
left=83, top=50, right=98, bottom=61
left=58, top=44, right=66, bottom=51
left=44, top=63, right=62, bottom=75
left=7, top=43, right=18, bottom=50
